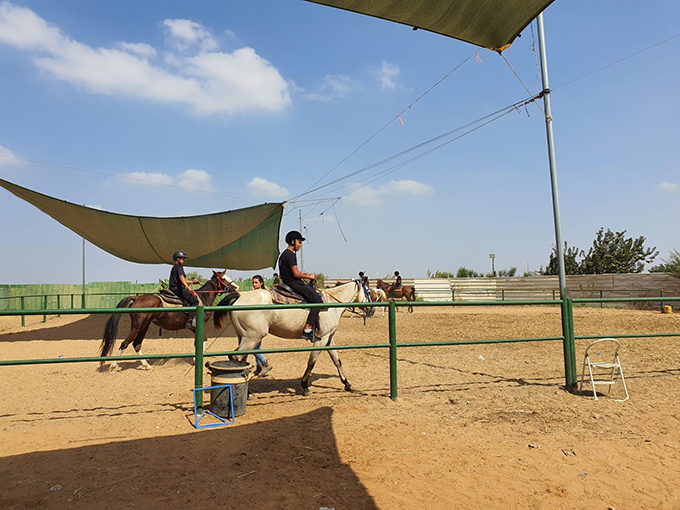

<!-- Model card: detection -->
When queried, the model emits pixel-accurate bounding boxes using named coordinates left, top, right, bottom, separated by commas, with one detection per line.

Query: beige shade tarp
left=0, top=178, right=283, bottom=270
left=304, top=0, right=555, bottom=51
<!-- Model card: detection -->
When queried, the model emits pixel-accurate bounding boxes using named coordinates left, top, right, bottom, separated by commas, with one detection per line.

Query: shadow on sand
left=0, top=406, right=377, bottom=510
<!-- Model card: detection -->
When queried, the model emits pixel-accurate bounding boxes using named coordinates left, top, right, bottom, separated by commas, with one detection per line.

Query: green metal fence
left=0, top=296, right=678, bottom=413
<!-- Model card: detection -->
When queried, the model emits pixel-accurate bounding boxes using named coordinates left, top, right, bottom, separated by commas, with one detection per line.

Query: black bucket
left=206, top=361, right=253, bottom=419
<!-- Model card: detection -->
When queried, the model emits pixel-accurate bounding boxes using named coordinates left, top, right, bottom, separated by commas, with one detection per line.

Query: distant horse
left=376, top=278, right=416, bottom=313
left=369, top=288, right=388, bottom=317
left=100, top=270, right=234, bottom=371
left=213, top=280, right=368, bottom=395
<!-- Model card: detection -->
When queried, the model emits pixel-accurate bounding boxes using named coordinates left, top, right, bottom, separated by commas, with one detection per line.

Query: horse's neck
left=197, top=282, right=217, bottom=306
left=325, top=282, right=358, bottom=303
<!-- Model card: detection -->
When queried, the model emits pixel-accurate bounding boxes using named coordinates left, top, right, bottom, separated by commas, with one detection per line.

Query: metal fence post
left=194, top=305, right=205, bottom=414
left=21, top=296, right=25, bottom=327
left=57, top=295, right=61, bottom=318
left=560, top=297, right=577, bottom=389
left=660, top=290, right=664, bottom=312
left=600, top=290, right=603, bottom=308
left=389, top=301, right=398, bottom=400
left=501, top=289, right=505, bottom=301
left=71, top=293, right=74, bottom=310
left=42, top=295, right=47, bottom=323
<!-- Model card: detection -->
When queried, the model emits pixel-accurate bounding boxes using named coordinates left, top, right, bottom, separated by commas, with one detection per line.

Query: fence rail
left=1, top=296, right=679, bottom=414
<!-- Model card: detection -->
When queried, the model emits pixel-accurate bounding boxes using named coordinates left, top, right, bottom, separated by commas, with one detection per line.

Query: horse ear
left=220, top=269, right=226, bottom=276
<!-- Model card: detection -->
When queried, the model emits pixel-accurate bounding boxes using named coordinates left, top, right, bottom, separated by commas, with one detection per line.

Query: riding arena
left=1, top=279, right=679, bottom=509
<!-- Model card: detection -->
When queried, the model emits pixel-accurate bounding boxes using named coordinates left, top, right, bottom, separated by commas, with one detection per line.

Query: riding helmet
left=285, top=230, right=305, bottom=245
left=358, top=271, right=365, bottom=277
left=394, top=271, right=400, bottom=276
left=173, top=250, right=188, bottom=260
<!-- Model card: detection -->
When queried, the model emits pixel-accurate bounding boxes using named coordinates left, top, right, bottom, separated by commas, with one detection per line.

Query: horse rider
left=279, top=230, right=323, bottom=342
left=251, top=275, right=273, bottom=377
left=358, top=271, right=369, bottom=289
left=272, top=272, right=281, bottom=286
left=389, top=271, right=402, bottom=299
left=169, top=250, right=200, bottom=329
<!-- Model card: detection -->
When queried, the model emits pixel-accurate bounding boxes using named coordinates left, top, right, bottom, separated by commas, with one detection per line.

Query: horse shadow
left=0, top=407, right=379, bottom=509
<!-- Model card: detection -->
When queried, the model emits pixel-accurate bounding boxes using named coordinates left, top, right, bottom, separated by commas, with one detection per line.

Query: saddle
left=157, top=289, right=203, bottom=308
left=269, top=283, right=328, bottom=311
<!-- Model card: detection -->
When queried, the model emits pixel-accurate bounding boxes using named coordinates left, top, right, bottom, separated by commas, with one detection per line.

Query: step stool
left=579, top=338, right=629, bottom=401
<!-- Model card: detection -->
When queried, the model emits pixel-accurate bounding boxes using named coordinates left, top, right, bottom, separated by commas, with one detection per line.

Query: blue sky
left=0, top=0, right=678, bottom=285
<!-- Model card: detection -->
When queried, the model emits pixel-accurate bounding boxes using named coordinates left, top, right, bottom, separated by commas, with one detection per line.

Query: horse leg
left=326, top=335, right=352, bottom=392
left=132, top=323, right=152, bottom=370
left=109, top=328, right=138, bottom=372
left=300, top=338, right=324, bottom=396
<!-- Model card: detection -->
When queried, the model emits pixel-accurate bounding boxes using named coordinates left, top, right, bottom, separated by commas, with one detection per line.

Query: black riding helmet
left=285, top=230, right=305, bottom=245
left=358, top=271, right=365, bottom=277
left=394, top=271, right=400, bottom=276
left=173, top=250, right=188, bottom=261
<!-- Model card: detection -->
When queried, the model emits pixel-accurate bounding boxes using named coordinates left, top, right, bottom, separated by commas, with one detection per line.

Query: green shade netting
left=0, top=178, right=283, bottom=270
left=304, top=0, right=555, bottom=51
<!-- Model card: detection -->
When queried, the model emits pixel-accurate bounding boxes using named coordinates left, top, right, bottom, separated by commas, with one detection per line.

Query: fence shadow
left=0, top=406, right=377, bottom=510
left=0, top=314, right=237, bottom=343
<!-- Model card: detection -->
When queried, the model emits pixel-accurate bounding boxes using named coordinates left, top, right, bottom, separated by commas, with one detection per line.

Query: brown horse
left=376, top=278, right=416, bottom=313
left=100, top=270, right=236, bottom=371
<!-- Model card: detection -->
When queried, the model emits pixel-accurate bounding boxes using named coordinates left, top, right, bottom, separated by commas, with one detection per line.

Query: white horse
left=214, top=280, right=368, bottom=396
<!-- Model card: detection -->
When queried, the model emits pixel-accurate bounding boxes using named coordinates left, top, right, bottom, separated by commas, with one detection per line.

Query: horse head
left=211, top=270, right=238, bottom=293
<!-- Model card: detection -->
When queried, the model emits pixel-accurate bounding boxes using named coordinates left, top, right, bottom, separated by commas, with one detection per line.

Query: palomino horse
left=214, top=280, right=368, bottom=395
left=100, top=270, right=234, bottom=371
left=376, top=278, right=417, bottom=313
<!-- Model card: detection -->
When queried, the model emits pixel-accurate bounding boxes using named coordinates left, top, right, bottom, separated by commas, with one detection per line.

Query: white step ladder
left=579, top=338, right=629, bottom=401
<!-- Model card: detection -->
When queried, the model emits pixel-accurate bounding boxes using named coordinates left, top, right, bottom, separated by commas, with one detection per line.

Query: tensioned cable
left=292, top=52, right=476, bottom=201
left=0, top=154, right=256, bottom=203
left=500, top=53, right=545, bottom=116
left=294, top=93, right=541, bottom=204
left=299, top=31, right=680, bottom=209
left=553, top=32, right=680, bottom=91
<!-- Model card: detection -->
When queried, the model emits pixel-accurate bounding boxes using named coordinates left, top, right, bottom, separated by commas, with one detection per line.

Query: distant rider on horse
left=279, top=231, right=323, bottom=342
left=169, top=250, right=200, bottom=329
left=389, top=271, right=402, bottom=299
left=358, top=271, right=369, bottom=288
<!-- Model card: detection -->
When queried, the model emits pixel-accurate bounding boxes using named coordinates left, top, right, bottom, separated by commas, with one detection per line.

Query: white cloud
left=0, top=144, right=23, bottom=166
left=0, top=2, right=291, bottom=117
left=118, top=172, right=174, bottom=186
left=658, top=182, right=679, bottom=192
left=224, top=29, right=236, bottom=39
left=305, top=74, right=361, bottom=103
left=117, top=41, right=156, bottom=58
left=246, top=177, right=290, bottom=200
left=376, top=60, right=400, bottom=90
left=162, top=18, right=218, bottom=52
left=345, top=179, right=434, bottom=205
left=177, top=169, right=212, bottom=192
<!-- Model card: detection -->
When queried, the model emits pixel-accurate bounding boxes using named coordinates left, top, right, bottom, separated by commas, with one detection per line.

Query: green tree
left=650, top=248, right=680, bottom=278
left=497, top=267, right=517, bottom=277
left=456, top=267, right=481, bottom=278
left=427, top=269, right=455, bottom=278
left=543, top=243, right=583, bottom=275
left=581, top=228, right=658, bottom=274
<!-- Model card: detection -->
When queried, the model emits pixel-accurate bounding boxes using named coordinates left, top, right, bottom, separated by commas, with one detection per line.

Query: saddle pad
left=156, top=291, right=203, bottom=308
left=268, top=288, right=329, bottom=311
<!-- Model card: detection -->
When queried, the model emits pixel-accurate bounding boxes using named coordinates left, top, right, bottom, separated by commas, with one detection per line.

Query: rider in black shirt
left=389, top=271, right=402, bottom=299
left=279, top=230, right=322, bottom=342
left=169, top=250, right=200, bottom=329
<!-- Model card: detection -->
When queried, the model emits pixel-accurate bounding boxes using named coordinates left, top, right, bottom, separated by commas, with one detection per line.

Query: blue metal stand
left=193, top=384, right=235, bottom=429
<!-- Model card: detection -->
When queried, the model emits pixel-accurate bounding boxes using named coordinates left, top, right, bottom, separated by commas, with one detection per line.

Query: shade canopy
left=0, top=178, right=283, bottom=270
left=304, top=0, right=554, bottom=51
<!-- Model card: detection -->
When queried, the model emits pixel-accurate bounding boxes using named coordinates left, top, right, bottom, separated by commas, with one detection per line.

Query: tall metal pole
left=299, top=209, right=304, bottom=271
left=81, top=237, right=86, bottom=309
left=536, top=13, right=576, bottom=388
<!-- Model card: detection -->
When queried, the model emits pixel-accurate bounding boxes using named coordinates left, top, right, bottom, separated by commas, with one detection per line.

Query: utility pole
left=489, top=253, right=495, bottom=277
left=299, top=209, right=304, bottom=271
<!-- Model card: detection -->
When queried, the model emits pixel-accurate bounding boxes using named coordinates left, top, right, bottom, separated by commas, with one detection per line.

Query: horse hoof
left=344, top=384, right=353, bottom=392
left=302, top=388, right=311, bottom=396
left=108, top=365, right=121, bottom=373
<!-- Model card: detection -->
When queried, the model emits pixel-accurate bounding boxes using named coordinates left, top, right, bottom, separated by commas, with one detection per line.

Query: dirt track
left=1, top=306, right=679, bottom=509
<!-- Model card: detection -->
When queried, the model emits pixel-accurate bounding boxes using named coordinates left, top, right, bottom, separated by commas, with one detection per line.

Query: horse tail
left=411, top=286, right=416, bottom=301
left=100, top=296, right=135, bottom=357
left=214, top=292, right=240, bottom=330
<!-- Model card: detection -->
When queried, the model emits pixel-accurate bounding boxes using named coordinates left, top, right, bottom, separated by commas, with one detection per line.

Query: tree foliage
left=649, top=248, right=680, bottom=278
left=544, top=228, right=658, bottom=275
left=456, top=267, right=482, bottom=278
left=427, top=269, right=455, bottom=278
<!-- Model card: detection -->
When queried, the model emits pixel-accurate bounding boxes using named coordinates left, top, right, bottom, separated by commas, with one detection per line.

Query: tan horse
left=214, top=280, right=368, bottom=395
left=376, top=278, right=416, bottom=313
left=369, top=288, right=388, bottom=317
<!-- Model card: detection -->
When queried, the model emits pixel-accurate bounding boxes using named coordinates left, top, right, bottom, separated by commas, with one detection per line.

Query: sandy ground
left=0, top=305, right=679, bottom=509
